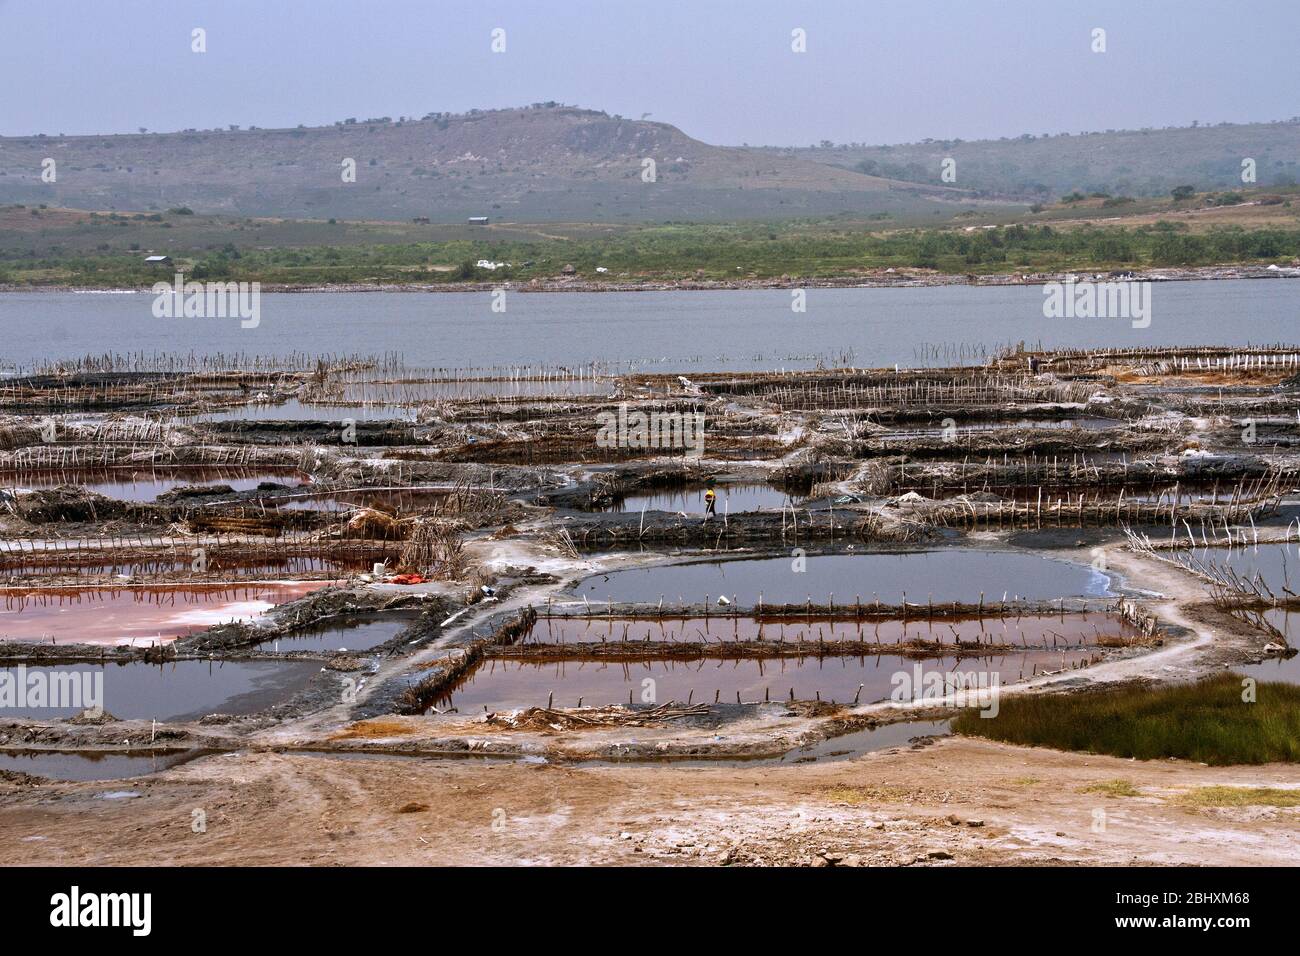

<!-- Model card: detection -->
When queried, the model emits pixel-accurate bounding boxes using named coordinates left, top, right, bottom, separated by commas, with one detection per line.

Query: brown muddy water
left=570, top=717, right=956, bottom=767
left=0, top=658, right=324, bottom=720
left=524, top=612, right=1135, bottom=647
left=0, top=583, right=328, bottom=645
left=776, top=718, right=952, bottom=764
left=428, top=651, right=1093, bottom=713
left=0, top=748, right=209, bottom=782
left=574, top=550, right=1112, bottom=605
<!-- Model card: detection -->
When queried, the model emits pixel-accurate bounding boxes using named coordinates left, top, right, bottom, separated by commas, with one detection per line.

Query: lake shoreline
left=2, top=263, right=1297, bottom=295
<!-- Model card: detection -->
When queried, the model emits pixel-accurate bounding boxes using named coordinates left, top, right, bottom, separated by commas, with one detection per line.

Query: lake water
left=3, top=281, right=1297, bottom=372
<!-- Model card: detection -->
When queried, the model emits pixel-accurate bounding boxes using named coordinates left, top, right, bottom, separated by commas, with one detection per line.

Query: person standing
left=704, top=485, right=717, bottom=520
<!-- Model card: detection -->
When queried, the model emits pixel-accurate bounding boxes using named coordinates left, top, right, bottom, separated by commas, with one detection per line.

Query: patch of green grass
left=1080, top=779, right=1142, bottom=798
left=953, top=675, right=1300, bottom=765
left=1176, top=786, right=1300, bottom=808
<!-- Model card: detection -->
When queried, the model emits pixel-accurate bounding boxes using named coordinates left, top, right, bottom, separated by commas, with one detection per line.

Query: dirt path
left=3, top=736, right=1297, bottom=866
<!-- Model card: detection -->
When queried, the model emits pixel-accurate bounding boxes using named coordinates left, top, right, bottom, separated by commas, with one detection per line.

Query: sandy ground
left=3, top=735, right=1297, bottom=867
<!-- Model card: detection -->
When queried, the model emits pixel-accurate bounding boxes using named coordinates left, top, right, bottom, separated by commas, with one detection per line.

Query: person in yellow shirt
left=704, top=485, right=717, bottom=520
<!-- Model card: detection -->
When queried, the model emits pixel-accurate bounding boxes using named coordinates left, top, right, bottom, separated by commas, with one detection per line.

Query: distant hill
left=0, top=106, right=971, bottom=222
left=769, top=120, right=1300, bottom=200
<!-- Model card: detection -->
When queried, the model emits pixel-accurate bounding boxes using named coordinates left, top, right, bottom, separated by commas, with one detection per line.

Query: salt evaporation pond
left=0, top=583, right=327, bottom=645
left=3, top=557, right=355, bottom=579
left=7, top=469, right=306, bottom=502
left=574, top=550, right=1111, bottom=605
left=1229, top=606, right=1300, bottom=686
left=336, top=378, right=610, bottom=400
left=192, top=399, right=414, bottom=422
left=599, top=483, right=798, bottom=514
left=1187, top=542, right=1300, bottom=597
left=269, top=488, right=453, bottom=512
left=431, top=651, right=1093, bottom=713
left=1235, top=653, right=1300, bottom=686
left=524, top=611, right=1134, bottom=647
left=881, top=417, right=1123, bottom=440
left=0, top=658, right=323, bottom=720
left=260, top=612, right=416, bottom=652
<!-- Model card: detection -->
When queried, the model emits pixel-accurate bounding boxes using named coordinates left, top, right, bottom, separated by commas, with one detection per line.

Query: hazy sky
left=2, top=0, right=1296, bottom=145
